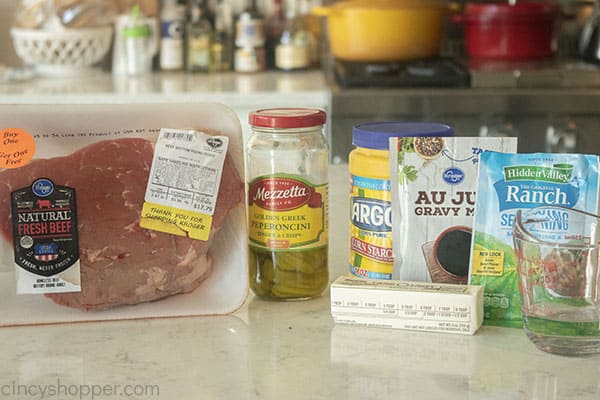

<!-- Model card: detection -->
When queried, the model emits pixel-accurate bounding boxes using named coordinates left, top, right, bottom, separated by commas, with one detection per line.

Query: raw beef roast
left=0, top=138, right=243, bottom=310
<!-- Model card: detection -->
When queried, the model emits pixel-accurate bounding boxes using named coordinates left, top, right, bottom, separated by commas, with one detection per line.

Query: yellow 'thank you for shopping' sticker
left=140, top=129, right=228, bottom=241
left=141, top=202, right=213, bottom=240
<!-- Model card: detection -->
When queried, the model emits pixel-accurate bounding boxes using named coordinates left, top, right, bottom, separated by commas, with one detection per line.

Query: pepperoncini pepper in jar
left=247, top=108, right=329, bottom=300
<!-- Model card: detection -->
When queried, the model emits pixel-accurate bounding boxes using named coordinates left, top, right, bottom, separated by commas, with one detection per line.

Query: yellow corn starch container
left=349, top=122, right=454, bottom=279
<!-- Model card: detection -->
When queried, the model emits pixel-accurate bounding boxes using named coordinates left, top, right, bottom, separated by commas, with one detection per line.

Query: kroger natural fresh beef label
left=390, top=137, right=517, bottom=285
left=11, top=178, right=81, bottom=294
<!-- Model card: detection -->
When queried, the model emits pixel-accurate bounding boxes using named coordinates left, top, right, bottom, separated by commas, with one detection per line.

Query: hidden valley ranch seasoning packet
left=469, top=152, right=600, bottom=327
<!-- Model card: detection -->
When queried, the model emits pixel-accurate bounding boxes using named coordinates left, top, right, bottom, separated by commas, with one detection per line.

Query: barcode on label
left=162, top=131, right=195, bottom=142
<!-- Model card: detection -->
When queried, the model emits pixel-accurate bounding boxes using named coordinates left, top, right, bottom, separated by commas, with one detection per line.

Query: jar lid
left=122, top=5, right=151, bottom=39
left=463, top=2, right=561, bottom=23
left=249, top=108, right=327, bottom=129
left=353, top=122, right=454, bottom=150
left=326, top=0, right=446, bottom=11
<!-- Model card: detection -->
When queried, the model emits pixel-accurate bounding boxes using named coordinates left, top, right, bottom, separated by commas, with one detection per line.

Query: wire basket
left=11, top=27, right=113, bottom=77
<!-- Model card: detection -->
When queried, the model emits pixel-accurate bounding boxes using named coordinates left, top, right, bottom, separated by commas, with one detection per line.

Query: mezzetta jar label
left=248, top=174, right=327, bottom=250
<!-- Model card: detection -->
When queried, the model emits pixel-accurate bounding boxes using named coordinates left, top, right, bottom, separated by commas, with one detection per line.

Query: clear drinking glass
left=513, top=206, right=600, bottom=356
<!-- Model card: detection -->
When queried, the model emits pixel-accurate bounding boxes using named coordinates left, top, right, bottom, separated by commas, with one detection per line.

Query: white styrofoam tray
left=0, top=103, right=248, bottom=326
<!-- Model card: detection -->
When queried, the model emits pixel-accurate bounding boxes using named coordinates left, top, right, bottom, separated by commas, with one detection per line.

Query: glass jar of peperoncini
left=246, top=108, right=329, bottom=300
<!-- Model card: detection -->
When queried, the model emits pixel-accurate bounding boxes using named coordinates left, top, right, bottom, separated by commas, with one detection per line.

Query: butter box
left=330, top=276, right=484, bottom=335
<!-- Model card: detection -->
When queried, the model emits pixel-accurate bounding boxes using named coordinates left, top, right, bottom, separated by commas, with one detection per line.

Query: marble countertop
left=1, top=163, right=600, bottom=400
left=0, top=70, right=329, bottom=107
left=0, top=70, right=330, bottom=145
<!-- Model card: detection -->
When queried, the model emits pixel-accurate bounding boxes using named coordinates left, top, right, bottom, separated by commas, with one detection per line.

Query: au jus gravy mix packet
left=390, top=137, right=517, bottom=285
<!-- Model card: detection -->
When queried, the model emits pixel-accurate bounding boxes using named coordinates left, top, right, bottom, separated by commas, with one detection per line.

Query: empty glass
left=513, top=206, right=600, bottom=356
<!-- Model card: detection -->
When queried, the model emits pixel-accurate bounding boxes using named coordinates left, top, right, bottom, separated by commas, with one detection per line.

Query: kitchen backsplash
left=0, top=1, right=18, bottom=66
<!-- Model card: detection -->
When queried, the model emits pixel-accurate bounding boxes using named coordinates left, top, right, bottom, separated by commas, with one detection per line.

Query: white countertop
left=0, top=70, right=330, bottom=145
left=0, top=70, right=330, bottom=107
left=1, top=163, right=600, bottom=400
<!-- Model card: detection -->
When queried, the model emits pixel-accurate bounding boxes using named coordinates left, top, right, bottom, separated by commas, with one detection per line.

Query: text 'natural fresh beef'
left=0, top=138, right=243, bottom=310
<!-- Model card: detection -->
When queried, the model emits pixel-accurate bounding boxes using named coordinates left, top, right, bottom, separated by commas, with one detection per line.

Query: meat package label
left=140, top=129, right=229, bottom=241
left=11, top=178, right=81, bottom=294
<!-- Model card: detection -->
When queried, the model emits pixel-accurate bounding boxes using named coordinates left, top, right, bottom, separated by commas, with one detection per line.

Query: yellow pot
left=313, top=0, right=449, bottom=62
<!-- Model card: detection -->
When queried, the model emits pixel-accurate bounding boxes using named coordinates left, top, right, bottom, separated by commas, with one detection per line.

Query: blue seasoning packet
left=469, top=152, right=600, bottom=327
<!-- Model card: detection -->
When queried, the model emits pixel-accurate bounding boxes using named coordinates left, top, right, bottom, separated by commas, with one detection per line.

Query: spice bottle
left=234, top=0, right=266, bottom=72
left=349, top=122, right=454, bottom=280
left=247, top=108, right=329, bottom=300
left=275, top=1, right=310, bottom=71
left=265, top=0, right=285, bottom=68
left=122, top=5, right=153, bottom=75
left=185, top=0, right=213, bottom=73
left=209, top=0, right=234, bottom=72
left=159, top=0, right=185, bottom=71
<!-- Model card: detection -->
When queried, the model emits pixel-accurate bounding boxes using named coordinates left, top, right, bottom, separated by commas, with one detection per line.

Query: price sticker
left=0, top=128, right=36, bottom=169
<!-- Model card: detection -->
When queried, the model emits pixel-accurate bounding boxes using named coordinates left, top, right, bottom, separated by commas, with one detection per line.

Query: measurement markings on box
left=330, top=276, right=484, bottom=335
left=332, top=299, right=472, bottom=322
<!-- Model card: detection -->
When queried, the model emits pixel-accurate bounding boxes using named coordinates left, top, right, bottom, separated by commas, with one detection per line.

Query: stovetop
left=332, top=57, right=600, bottom=89
left=334, top=58, right=471, bottom=89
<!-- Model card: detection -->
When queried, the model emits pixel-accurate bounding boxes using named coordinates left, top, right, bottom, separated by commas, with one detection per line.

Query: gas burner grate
left=335, top=58, right=471, bottom=88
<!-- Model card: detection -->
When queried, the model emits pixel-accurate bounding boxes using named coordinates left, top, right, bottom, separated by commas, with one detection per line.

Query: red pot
left=454, top=1, right=563, bottom=60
